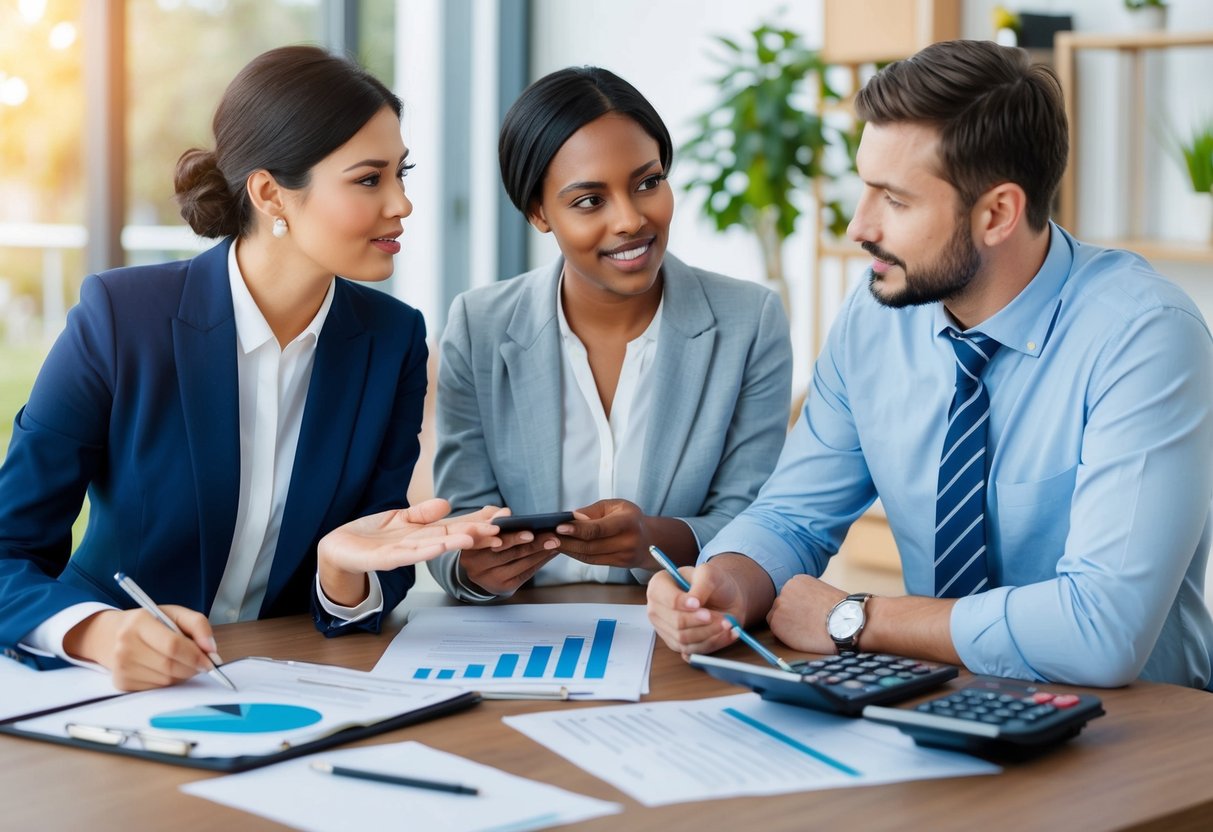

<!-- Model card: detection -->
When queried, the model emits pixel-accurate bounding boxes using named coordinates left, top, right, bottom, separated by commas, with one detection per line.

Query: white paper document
left=373, top=603, right=655, bottom=701
left=13, top=657, right=466, bottom=760
left=0, top=655, right=121, bottom=720
left=504, top=693, right=1000, bottom=806
left=181, top=740, right=621, bottom=832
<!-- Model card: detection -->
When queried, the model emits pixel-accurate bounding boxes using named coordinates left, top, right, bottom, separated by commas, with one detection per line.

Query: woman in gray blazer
left=429, top=67, right=792, bottom=601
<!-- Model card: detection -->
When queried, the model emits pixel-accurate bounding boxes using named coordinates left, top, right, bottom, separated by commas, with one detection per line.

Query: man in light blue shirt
left=647, top=39, right=1213, bottom=689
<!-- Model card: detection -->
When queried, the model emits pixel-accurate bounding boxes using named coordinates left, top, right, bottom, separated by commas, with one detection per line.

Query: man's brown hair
left=855, top=39, right=1068, bottom=231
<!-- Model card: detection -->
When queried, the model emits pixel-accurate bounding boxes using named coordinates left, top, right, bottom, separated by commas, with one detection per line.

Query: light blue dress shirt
left=702, top=224, right=1213, bottom=689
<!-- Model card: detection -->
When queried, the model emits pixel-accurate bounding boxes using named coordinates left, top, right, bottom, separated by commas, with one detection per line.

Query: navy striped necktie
left=935, top=329, right=1001, bottom=598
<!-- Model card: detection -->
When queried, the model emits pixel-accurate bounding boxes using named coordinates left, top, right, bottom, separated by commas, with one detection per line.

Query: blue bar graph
left=585, top=619, right=616, bottom=679
left=411, top=618, right=619, bottom=683
left=494, top=654, right=519, bottom=678
left=523, top=645, right=553, bottom=678
left=554, top=637, right=584, bottom=678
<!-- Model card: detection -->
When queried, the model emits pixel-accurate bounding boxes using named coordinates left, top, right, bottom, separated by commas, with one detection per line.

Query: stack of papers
left=373, top=603, right=655, bottom=700
left=182, top=741, right=621, bottom=832
left=504, top=693, right=1000, bottom=806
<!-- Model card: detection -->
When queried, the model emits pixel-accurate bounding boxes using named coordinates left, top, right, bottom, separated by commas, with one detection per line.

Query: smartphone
left=492, top=511, right=576, bottom=533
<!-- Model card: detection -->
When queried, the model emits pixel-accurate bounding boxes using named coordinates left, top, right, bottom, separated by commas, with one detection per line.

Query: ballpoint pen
left=648, top=545, right=795, bottom=673
left=113, top=572, right=238, bottom=691
left=311, top=761, right=479, bottom=795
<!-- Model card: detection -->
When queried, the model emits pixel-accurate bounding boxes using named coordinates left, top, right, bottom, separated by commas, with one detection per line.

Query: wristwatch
left=826, top=593, right=873, bottom=654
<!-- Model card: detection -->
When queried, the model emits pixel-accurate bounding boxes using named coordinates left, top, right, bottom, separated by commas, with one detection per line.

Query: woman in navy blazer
left=428, top=67, right=792, bottom=601
left=0, top=46, right=498, bottom=689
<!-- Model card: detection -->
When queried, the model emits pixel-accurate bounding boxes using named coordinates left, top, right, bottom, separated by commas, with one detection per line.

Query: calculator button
left=857, top=674, right=880, bottom=683
left=910, top=665, right=933, bottom=674
left=1031, top=692, right=1056, bottom=704
left=1052, top=694, right=1080, bottom=709
left=878, top=676, right=905, bottom=688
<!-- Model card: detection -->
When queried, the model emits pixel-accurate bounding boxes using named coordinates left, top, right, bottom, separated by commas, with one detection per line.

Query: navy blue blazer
left=0, top=239, right=427, bottom=659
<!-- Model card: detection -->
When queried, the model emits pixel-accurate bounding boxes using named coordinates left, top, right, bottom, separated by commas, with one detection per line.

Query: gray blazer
left=427, top=254, right=792, bottom=600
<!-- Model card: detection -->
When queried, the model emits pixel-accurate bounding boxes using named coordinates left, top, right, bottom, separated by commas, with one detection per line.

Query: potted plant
left=1124, top=0, right=1167, bottom=31
left=1171, top=119, right=1213, bottom=241
left=681, top=22, right=854, bottom=312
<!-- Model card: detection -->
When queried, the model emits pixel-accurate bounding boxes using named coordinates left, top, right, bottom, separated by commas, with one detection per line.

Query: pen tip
left=310, top=761, right=333, bottom=774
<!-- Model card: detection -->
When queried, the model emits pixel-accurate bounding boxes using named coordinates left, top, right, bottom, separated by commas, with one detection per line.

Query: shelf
left=1056, top=30, right=1213, bottom=51
left=1089, top=238, right=1213, bottom=265
left=1055, top=31, right=1213, bottom=237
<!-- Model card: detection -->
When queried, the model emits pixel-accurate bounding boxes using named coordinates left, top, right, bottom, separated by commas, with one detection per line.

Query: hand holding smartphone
left=491, top=511, right=575, bottom=534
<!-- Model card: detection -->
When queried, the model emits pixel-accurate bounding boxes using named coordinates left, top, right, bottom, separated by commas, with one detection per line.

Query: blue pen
left=648, top=545, right=795, bottom=673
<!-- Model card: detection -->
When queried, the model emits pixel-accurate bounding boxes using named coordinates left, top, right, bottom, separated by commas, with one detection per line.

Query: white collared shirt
left=23, top=242, right=378, bottom=663
left=208, top=242, right=335, bottom=623
left=530, top=280, right=663, bottom=586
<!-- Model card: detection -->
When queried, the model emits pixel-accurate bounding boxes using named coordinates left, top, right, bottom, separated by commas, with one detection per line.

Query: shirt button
left=1027, top=341, right=1037, bottom=351
left=227, top=610, right=238, bottom=623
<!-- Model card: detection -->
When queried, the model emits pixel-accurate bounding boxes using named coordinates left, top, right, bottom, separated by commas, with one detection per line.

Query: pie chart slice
left=149, top=703, right=322, bottom=733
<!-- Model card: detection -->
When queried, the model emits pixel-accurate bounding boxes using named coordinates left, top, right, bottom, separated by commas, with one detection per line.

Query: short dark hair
left=498, top=66, right=673, bottom=214
left=855, top=39, right=1067, bottom=231
left=174, top=45, right=402, bottom=238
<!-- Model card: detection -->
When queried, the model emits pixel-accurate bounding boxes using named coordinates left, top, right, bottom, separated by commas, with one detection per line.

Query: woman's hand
left=554, top=499, right=654, bottom=569
left=458, top=519, right=562, bottom=596
left=62, top=606, right=219, bottom=692
left=318, top=498, right=502, bottom=605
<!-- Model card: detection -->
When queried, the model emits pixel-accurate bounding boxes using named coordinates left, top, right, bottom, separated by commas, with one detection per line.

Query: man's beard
left=865, top=219, right=982, bottom=309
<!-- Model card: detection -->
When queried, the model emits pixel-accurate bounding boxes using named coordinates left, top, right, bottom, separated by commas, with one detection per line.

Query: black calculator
left=689, top=652, right=958, bottom=716
left=863, top=676, right=1105, bottom=756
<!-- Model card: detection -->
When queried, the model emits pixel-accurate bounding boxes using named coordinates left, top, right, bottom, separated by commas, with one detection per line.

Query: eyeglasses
left=65, top=722, right=196, bottom=756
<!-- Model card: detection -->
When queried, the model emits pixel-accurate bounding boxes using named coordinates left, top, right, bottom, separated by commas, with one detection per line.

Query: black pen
left=310, top=761, right=479, bottom=795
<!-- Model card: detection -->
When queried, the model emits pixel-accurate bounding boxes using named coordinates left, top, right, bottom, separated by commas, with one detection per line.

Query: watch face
left=827, top=600, right=864, bottom=639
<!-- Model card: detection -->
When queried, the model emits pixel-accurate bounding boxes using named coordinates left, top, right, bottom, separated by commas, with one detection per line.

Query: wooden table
left=4, top=584, right=1213, bottom=831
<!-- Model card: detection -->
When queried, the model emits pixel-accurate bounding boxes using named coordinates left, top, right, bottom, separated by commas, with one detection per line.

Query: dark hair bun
left=173, top=148, right=237, bottom=238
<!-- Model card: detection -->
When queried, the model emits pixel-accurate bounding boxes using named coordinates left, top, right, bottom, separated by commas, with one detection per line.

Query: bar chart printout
left=373, top=604, right=654, bottom=701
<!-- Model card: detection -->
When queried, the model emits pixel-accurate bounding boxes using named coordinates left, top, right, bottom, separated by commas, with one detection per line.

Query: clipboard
left=0, top=657, right=478, bottom=772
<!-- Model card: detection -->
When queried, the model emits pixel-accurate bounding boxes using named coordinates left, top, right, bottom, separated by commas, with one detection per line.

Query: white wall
left=529, top=0, right=823, bottom=388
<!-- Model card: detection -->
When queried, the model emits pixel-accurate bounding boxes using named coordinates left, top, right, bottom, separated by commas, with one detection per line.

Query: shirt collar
left=932, top=221, right=1072, bottom=357
left=555, top=273, right=664, bottom=345
left=227, top=240, right=336, bottom=354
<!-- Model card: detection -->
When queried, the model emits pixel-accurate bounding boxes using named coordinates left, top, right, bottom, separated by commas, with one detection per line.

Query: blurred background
left=3, top=0, right=1213, bottom=597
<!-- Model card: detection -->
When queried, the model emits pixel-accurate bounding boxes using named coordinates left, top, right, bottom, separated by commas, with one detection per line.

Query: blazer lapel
left=637, top=255, right=717, bottom=514
left=500, top=261, right=564, bottom=511
left=172, top=240, right=240, bottom=608
left=263, top=280, right=370, bottom=610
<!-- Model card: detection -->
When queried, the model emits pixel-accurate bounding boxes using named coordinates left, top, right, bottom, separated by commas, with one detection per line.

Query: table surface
left=4, top=584, right=1213, bottom=832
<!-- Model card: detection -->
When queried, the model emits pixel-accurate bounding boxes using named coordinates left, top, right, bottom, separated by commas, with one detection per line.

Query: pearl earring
left=272, top=217, right=288, bottom=238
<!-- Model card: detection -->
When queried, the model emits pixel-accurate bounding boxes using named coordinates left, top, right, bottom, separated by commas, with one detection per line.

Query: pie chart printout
left=149, top=703, right=322, bottom=734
